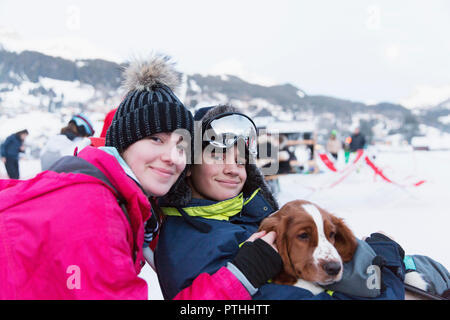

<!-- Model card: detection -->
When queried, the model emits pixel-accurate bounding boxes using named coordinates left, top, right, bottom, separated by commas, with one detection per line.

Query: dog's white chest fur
left=292, top=204, right=342, bottom=296
left=293, top=279, right=325, bottom=295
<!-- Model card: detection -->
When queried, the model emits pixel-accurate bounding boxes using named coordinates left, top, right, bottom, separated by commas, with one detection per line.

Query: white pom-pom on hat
left=122, top=53, right=182, bottom=93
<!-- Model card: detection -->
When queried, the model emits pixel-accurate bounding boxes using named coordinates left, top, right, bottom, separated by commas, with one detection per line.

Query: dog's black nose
left=323, top=262, right=341, bottom=276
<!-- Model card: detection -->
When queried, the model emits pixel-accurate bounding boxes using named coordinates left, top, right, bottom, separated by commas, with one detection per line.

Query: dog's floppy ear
left=331, top=215, right=358, bottom=262
left=258, top=211, right=279, bottom=233
left=259, top=212, right=298, bottom=284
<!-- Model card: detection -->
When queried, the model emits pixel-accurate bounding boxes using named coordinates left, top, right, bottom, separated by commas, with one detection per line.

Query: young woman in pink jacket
left=0, top=55, right=281, bottom=300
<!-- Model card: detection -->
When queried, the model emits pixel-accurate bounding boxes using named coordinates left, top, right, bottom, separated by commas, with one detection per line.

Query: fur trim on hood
left=160, top=105, right=279, bottom=211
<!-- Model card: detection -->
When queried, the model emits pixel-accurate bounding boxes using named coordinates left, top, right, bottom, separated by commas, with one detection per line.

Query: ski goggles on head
left=203, top=112, right=258, bottom=157
left=71, top=114, right=95, bottom=136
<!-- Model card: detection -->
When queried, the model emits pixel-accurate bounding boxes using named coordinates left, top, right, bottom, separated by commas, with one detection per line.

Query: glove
left=230, top=239, right=283, bottom=289
left=365, top=233, right=405, bottom=260
left=365, top=232, right=406, bottom=281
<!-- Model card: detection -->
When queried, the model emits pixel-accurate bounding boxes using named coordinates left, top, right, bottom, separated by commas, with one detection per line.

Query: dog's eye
left=329, top=232, right=336, bottom=239
left=297, top=233, right=309, bottom=241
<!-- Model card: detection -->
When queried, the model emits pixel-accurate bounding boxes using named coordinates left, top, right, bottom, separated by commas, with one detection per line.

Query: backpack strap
left=48, top=155, right=137, bottom=262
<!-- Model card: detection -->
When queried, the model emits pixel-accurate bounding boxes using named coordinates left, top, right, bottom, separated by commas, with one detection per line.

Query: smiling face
left=122, top=132, right=188, bottom=197
left=188, top=145, right=247, bottom=201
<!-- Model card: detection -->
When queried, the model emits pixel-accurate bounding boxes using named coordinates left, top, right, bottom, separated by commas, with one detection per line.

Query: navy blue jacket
left=1, top=134, right=23, bottom=160
left=155, top=191, right=405, bottom=300
left=350, top=133, right=366, bottom=152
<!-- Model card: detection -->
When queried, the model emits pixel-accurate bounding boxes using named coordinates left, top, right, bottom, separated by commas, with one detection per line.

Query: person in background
left=344, top=136, right=352, bottom=163
left=326, top=130, right=342, bottom=161
left=303, top=131, right=319, bottom=174
left=1, top=129, right=29, bottom=179
left=278, top=134, right=297, bottom=174
left=39, top=114, right=95, bottom=171
left=303, top=131, right=315, bottom=161
left=349, top=127, right=366, bottom=152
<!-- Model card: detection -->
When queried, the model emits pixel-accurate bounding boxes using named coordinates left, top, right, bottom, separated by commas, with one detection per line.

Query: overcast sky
left=1, top=0, right=449, bottom=107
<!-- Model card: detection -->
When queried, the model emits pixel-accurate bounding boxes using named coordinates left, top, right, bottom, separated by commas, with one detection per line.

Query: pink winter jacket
left=0, top=147, right=250, bottom=300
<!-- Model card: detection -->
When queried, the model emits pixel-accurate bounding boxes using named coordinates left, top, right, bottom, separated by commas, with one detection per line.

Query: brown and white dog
left=259, top=199, right=358, bottom=294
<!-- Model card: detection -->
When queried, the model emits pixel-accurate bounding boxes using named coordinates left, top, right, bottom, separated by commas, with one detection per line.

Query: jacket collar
left=161, top=189, right=261, bottom=221
left=99, top=146, right=140, bottom=184
left=77, top=146, right=151, bottom=221
left=77, top=146, right=150, bottom=271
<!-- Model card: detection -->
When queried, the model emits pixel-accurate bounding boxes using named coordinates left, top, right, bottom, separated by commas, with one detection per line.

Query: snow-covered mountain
left=184, top=74, right=424, bottom=144
left=415, top=98, right=450, bottom=131
left=1, top=46, right=450, bottom=157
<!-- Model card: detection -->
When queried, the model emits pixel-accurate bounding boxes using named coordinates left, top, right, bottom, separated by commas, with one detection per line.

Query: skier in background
left=39, top=114, right=95, bottom=171
left=1, top=129, right=29, bottom=179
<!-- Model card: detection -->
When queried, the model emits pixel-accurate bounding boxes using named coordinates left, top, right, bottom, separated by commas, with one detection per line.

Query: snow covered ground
left=1, top=149, right=449, bottom=299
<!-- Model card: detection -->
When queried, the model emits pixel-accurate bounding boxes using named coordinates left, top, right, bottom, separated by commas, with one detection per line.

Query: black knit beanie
left=105, top=54, right=194, bottom=154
